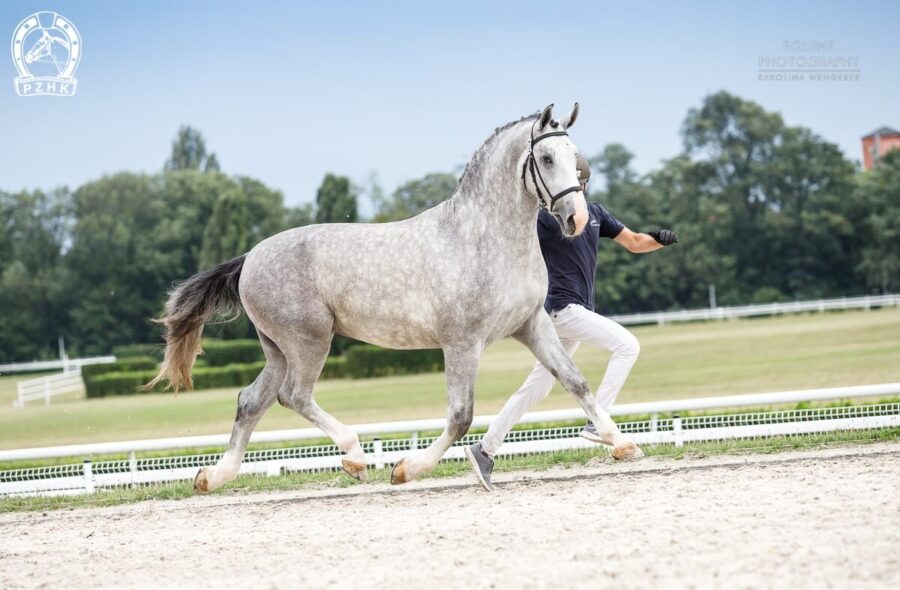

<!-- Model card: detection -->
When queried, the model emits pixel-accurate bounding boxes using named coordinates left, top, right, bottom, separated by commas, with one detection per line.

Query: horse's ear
left=562, top=102, right=579, bottom=130
left=539, top=104, right=554, bottom=130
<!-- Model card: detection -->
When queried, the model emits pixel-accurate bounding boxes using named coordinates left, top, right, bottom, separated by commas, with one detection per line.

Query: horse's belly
left=332, top=301, right=441, bottom=350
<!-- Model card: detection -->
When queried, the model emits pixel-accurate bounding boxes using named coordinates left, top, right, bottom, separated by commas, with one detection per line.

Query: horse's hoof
left=612, top=442, right=644, bottom=461
left=391, top=459, right=410, bottom=485
left=193, top=468, right=210, bottom=493
left=341, top=458, right=368, bottom=482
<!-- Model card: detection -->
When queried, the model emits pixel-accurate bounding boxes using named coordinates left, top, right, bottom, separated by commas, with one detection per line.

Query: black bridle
left=520, top=122, right=582, bottom=211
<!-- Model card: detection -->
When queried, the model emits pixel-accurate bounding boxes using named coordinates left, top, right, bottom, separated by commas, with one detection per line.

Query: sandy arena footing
left=1, top=443, right=898, bottom=589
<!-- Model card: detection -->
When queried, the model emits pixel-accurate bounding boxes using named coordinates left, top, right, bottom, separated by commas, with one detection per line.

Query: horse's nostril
left=566, top=214, right=576, bottom=233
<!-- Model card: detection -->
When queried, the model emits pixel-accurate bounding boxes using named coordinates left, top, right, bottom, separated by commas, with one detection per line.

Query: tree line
left=1, top=93, right=897, bottom=361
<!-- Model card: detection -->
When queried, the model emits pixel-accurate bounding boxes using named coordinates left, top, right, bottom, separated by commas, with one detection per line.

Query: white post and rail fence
left=6, top=356, right=115, bottom=408
left=1, top=382, right=898, bottom=497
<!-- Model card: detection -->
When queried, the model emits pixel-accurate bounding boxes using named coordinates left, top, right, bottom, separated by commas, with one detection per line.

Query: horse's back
left=240, top=217, right=452, bottom=348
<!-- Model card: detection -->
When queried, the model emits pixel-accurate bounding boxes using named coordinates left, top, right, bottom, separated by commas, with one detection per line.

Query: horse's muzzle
left=552, top=192, right=588, bottom=237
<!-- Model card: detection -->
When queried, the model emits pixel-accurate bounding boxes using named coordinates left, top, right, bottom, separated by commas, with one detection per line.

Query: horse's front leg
left=513, top=309, right=643, bottom=460
left=391, top=343, right=482, bottom=484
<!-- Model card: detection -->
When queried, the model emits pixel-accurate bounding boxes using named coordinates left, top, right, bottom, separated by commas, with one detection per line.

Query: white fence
left=609, top=293, right=899, bottom=326
left=13, top=368, right=86, bottom=408
left=1, top=382, right=898, bottom=497
left=0, top=355, right=116, bottom=375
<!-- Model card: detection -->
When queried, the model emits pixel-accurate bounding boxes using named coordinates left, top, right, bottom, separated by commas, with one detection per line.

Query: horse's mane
left=456, top=112, right=539, bottom=190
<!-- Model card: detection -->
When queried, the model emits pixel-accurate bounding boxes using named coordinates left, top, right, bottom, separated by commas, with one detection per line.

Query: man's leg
left=553, top=305, right=640, bottom=411
left=465, top=329, right=579, bottom=491
left=481, top=337, right=579, bottom=455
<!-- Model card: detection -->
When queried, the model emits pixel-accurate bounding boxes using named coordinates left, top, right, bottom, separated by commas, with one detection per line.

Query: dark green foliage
left=84, top=362, right=266, bottom=397
left=314, top=174, right=358, bottom=223
left=164, top=125, right=220, bottom=172
left=112, top=344, right=163, bottom=360
left=329, top=335, right=362, bottom=357
left=200, top=339, right=264, bottom=366
left=81, top=356, right=158, bottom=380
left=83, top=357, right=353, bottom=397
left=592, top=91, right=883, bottom=314
left=372, top=172, right=458, bottom=221
left=344, top=346, right=444, bottom=378
left=321, top=357, right=347, bottom=379
left=2, top=103, right=900, bottom=362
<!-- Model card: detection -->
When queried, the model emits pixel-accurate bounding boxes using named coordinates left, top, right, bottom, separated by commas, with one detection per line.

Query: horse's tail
left=145, top=255, right=246, bottom=393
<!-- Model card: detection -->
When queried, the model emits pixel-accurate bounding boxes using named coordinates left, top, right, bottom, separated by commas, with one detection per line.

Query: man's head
left=576, top=152, right=591, bottom=192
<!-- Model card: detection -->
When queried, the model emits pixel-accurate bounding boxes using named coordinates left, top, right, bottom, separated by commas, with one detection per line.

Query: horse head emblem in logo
left=11, top=11, right=81, bottom=97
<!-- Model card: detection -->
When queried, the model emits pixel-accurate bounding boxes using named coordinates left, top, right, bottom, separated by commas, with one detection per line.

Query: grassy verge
left=2, top=396, right=898, bottom=471
left=3, top=427, right=897, bottom=514
left=2, top=308, right=899, bottom=450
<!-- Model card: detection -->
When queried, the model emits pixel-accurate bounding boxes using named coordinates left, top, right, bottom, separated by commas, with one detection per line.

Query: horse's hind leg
left=391, top=343, right=481, bottom=484
left=278, top=337, right=368, bottom=482
left=194, top=333, right=285, bottom=493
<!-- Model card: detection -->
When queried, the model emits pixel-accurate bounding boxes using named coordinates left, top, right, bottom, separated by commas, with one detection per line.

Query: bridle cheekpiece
left=520, top=120, right=582, bottom=211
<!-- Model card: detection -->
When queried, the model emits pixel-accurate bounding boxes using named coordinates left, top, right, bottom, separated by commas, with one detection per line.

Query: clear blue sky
left=1, top=1, right=897, bottom=212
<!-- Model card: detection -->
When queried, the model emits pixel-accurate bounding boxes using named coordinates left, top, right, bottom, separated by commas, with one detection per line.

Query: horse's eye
left=541, top=155, right=553, bottom=165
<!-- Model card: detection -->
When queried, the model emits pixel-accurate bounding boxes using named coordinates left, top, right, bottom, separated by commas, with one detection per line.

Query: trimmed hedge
left=329, top=335, right=362, bottom=357
left=86, top=361, right=267, bottom=398
left=201, top=339, right=264, bottom=366
left=82, top=356, right=158, bottom=380
left=321, top=357, right=347, bottom=379
left=85, top=359, right=349, bottom=397
left=112, top=344, right=163, bottom=360
left=85, top=344, right=443, bottom=397
left=344, top=346, right=443, bottom=378
left=82, top=356, right=159, bottom=391
left=111, top=340, right=265, bottom=366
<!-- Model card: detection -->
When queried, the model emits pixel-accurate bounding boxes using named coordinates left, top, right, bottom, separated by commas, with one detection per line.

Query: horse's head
left=523, top=103, right=588, bottom=237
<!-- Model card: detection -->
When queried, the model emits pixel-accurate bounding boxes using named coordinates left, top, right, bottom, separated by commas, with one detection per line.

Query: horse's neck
left=446, top=123, right=537, bottom=232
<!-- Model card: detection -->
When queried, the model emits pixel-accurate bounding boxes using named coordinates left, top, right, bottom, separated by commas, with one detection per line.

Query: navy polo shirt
left=537, top=202, right=624, bottom=313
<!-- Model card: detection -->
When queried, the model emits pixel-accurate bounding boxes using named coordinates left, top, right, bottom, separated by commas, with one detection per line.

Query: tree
left=285, top=203, right=315, bottom=228
left=0, top=189, right=72, bottom=360
left=373, top=172, right=457, bottom=222
left=679, top=91, right=857, bottom=303
left=199, top=189, right=250, bottom=269
left=593, top=144, right=636, bottom=200
left=314, top=174, right=357, bottom=223
left=855, top=149, right=900, bottom=292
left=164, top=125, right=220, bottom=172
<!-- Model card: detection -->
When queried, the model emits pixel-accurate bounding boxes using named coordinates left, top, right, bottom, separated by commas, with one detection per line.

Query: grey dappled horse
left=149, top=104, right=643, bottom=493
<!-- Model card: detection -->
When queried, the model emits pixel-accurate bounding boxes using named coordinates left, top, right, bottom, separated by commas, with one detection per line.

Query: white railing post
left=410, top=431, right=418, bottom=450
left=650, top=413, right=658, bottom=433
left=373, top=437, right=384, bottom=469
left=129, top=451, right=138, bottom=487
left=83, top=459, right=95, bottom=493
left=673, top=414, right=683, bottom=447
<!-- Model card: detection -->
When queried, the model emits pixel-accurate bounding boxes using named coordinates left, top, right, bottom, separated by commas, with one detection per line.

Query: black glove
left=648, top=229, right=678, bottom=246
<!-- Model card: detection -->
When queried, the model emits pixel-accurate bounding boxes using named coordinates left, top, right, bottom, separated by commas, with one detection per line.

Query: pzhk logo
left=11, top=11, right=81, bottom=97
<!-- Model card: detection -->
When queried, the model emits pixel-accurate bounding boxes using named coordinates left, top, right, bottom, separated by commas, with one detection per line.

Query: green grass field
left=1, top=308, right=899, bottom=450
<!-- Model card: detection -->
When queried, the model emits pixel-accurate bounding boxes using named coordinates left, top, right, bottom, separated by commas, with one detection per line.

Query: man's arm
left=613, top=227, right=677, bottom=253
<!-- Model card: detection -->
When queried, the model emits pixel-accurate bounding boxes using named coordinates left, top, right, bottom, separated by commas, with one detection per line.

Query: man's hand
left=648, top=229, right=678, bottom=246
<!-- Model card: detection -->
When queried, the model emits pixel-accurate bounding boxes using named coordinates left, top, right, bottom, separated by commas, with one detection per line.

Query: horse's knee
left=235, top=387, right=266, bottom=422
left=447, top=405, right=474, bottom=438
left=567, top=375, right=591, bottom=400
